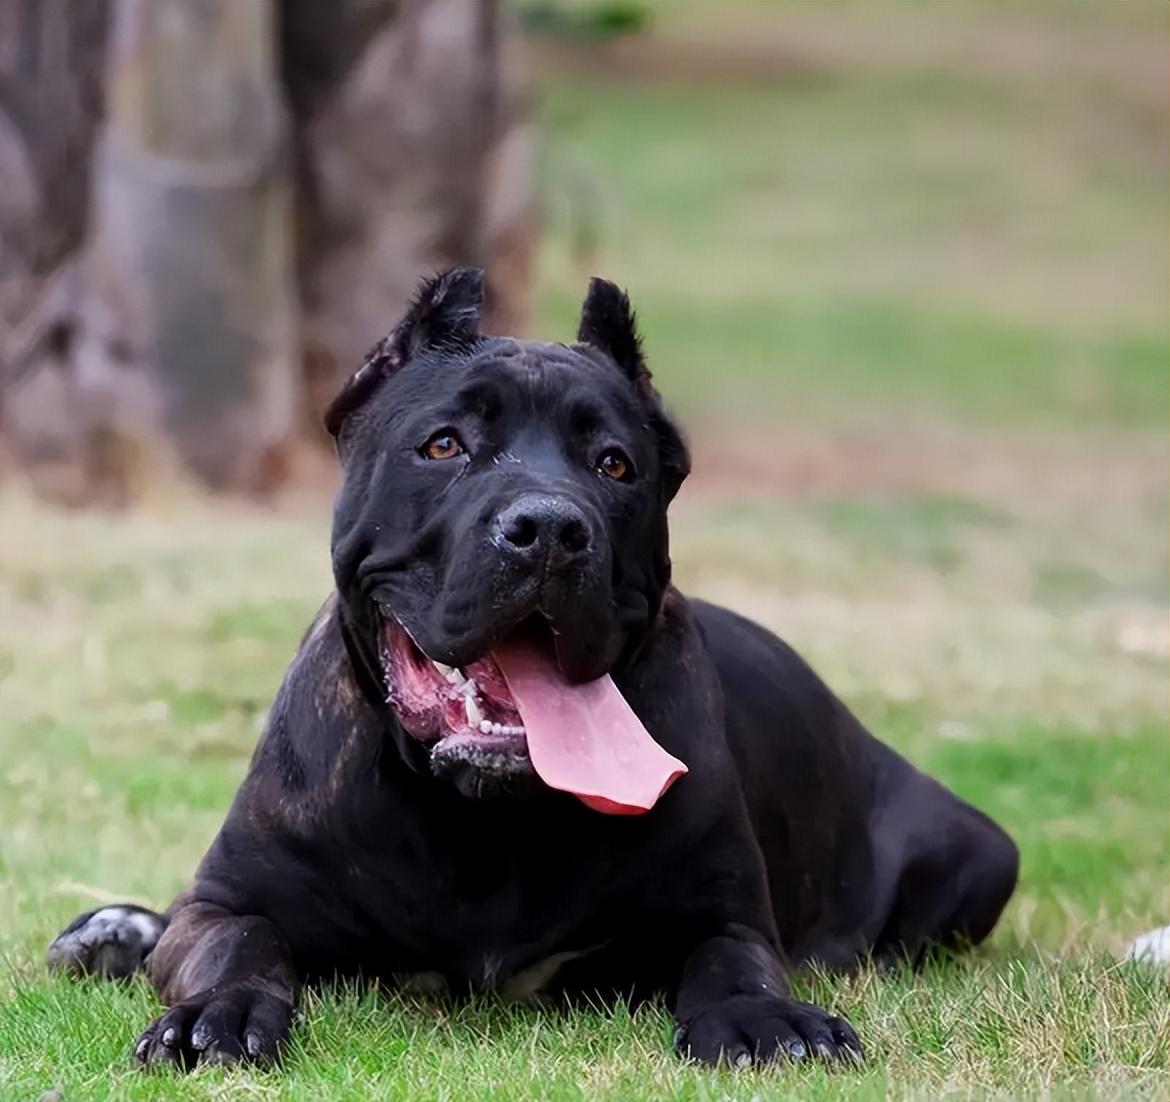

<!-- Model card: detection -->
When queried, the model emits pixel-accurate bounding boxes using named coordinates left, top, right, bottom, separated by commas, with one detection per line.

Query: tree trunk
left=0, top=0, right=534, bottom=500
left=76, top=0, right=298, bottom=494
left=0, top=0, right=110, bottom=501
left=290, top=0, right=536, bottom=430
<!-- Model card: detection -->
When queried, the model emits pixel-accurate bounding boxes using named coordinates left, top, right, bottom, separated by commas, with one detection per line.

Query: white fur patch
left=126, top=911, right=164, bottom=941
left=1124, top=926, right=1170, bottom=966
left=81, top=906, right=164, bottom=945
left=47, top=905, right=165, bottom=976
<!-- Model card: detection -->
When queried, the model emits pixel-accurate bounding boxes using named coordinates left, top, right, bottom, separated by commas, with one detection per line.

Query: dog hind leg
left=870, top=779, right=1019, bottom=967
left=46, top=903, right=169, bottom=979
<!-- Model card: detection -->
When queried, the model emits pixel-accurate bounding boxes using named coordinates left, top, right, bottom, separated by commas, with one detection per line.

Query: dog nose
left=494, top=494, right=592, bottom=568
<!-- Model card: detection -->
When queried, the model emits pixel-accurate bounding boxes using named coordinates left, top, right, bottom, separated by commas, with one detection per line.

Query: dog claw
left=676, top=995, right=860, bottom=1068
left=129, top=986, right=293, bottom=1074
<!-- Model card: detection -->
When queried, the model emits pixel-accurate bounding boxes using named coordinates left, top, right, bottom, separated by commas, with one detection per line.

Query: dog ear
left=655, top=415, right=690, bottom=504
left=577, top=277, right=689, bottom=501
left=576, top=277, right=652, bottom=392
left=324, top=266, right=485, bottom=437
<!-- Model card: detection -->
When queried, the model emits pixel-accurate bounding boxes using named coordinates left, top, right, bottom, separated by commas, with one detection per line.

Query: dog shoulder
left=240, top=594, right=379, bottom=819
left=192, top=594, right=383, bottom=903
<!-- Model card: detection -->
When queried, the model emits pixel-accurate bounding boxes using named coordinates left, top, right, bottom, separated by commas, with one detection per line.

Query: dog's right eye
left=421, top=430, right=465, bottom=460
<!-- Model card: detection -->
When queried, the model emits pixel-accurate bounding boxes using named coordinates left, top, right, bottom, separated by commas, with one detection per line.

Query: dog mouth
left=376, top=610, right=687, bottom=814
left=378, top=614, right=534, bottom=761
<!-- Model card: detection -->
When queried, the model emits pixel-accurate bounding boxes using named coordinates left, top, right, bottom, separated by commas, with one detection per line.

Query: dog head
left=327, top=268, right=689, bottom=799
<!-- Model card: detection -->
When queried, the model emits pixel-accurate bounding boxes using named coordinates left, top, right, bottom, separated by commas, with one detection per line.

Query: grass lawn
left=1, top=1, right=1167, bottom=1099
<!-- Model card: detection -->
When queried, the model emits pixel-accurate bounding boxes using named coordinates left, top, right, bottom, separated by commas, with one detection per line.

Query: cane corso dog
left=48, top=268, right=1018, bottom=1071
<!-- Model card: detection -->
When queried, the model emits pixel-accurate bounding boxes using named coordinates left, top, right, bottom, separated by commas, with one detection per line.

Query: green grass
left=0, top=470, right=1165, bottom=1102
left=2, top=0, right=1168, bottom=1098
left=538, top=289, right=1170, bottom=430
left=3, top=962, right=1168, bottom=1101
left=533, top=2, right=1167, bottom=430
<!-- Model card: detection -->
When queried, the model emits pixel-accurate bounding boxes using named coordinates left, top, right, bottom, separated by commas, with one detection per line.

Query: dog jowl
left=49, top=268, right=1018, bottom=1072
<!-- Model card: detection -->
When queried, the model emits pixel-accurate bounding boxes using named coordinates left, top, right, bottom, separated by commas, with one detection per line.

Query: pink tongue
left=492, top=637, right=687, bottom=815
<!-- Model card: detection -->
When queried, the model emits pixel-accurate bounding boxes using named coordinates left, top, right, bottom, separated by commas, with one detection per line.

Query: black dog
left=48, top=269, right=1018, bottom=1071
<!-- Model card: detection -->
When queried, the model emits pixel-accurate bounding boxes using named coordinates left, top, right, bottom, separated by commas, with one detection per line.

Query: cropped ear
left=324, top=266, right=484, bottom=437
left=577, top=277, right=688, bottom=501
left=654, top=412, right=691, bottom=505
left=576, top=277, right=652, bottom=393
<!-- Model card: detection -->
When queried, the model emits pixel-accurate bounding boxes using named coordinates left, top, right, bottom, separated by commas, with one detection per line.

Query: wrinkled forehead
left=360, top=338, right=646, bottom=447
left=468, top=337, right=622, bottom=386
left=444, top=338, right=639, bottom=416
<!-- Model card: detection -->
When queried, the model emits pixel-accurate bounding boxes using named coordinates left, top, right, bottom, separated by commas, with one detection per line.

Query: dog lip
left=375, top=607, right=531, bottom=767
left=370, top=601, right=423, bottom=652
left=373, top=599, right=613, bottom=695
left=371, top=598, right=482, bottom=668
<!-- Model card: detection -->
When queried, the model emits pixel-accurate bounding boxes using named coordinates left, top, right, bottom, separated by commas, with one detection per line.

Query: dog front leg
left=133, top=899, right=298, bottom=1071
left=673, top=923, right=863, bottom=1067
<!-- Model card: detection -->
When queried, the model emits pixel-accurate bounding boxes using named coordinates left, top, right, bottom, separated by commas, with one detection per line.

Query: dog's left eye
left=597, top=448, right=632, bottom=481
left=421, top=430, right=465, bottom=460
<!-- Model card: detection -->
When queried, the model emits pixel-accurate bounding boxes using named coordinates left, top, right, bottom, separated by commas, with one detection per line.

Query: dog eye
left=421, top=430, right=465, bottom=460
left=597, top=448, right=632, bottom=481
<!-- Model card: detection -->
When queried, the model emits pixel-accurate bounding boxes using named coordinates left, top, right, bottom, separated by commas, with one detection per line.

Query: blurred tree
left=285, top=0, right=536, bottom=435
left=0, top=0, right=112, bottom=501
left=0, top=0, right=534, bottom=502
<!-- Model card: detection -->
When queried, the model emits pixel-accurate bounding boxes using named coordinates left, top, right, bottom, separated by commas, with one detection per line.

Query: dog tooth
left=479, top=719, right=492, bottom=734
left=432, top=660, right=468, bottom=686
left=464, top=694, right=483, bottom=727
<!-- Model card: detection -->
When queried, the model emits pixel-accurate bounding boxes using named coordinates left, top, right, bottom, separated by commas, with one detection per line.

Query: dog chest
left=396, top=944, right=602, bottom=999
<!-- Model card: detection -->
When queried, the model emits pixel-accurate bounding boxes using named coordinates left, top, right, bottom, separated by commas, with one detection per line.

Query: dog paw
left=133, top=984, right=293, bottom=1071
left=674, top=994, right=863, bottom=1068
left=47, top=905, right=167, bottom=979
